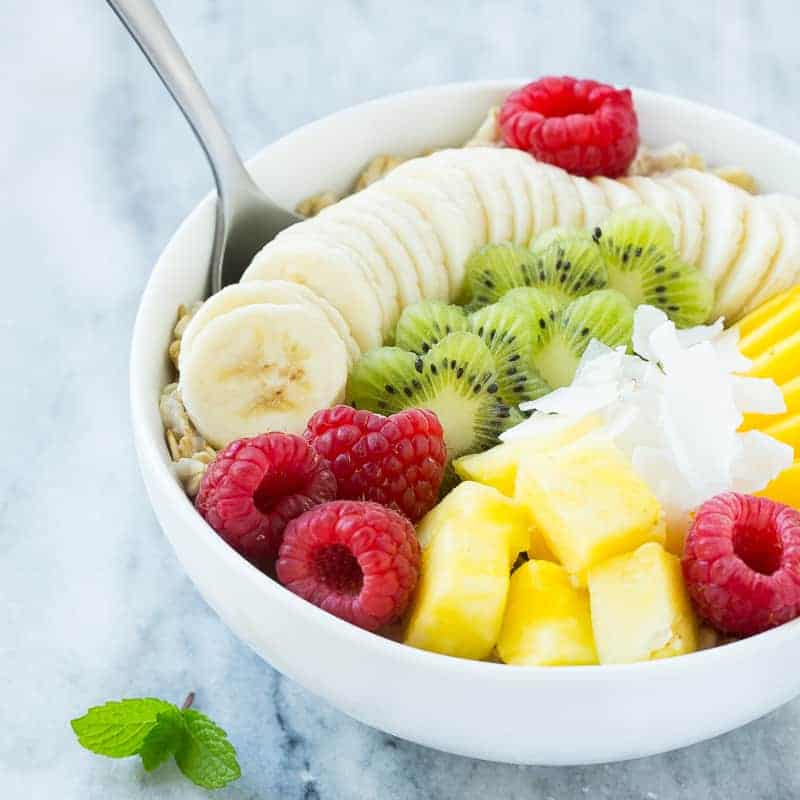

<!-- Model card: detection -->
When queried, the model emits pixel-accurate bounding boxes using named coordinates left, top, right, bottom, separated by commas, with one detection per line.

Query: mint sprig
left=70, top=693, right=241, bottom=790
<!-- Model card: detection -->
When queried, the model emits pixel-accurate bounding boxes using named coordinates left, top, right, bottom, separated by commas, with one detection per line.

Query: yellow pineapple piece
left=736, top=285, right=800, bottom=340
left=738, top=287, right=800, bottom=358
left=757, top=460, right=800, bottom=510
left=404, top=482, right=530, bottom=659
left=415, top=480, right=528, bottom=555
left=741, top=375, right=800, bottom=431
left=497, top=560, right=597, bottom=666
left=747, top=329, right=800, bottom=385
left=454, top=415, right=600, bottom=496
left=514, top=436, right=664, bottom=577
left=587, top=542, right=698, bottom=664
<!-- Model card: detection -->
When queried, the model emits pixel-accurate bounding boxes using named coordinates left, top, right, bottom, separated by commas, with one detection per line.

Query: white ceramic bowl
left=131, top=80, right=800, bottom=765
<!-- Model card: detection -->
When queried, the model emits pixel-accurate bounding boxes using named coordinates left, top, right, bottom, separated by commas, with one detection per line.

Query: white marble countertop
left=4, top=0, right=800, bottom=797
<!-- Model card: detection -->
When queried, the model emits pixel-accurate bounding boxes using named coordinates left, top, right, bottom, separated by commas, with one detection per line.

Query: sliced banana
left=742, top=195, right=800, bottom=315
left=243, top=238, right=384, bottom=352
left=436, top=148, right=514, bottom=245
left=516, top=157, right=557, bottom=239
left=714, top=196, right=780, bottom=323
left=485, top=149, right=534, bottom=245
left=340, top=190, right=449, bottom=302
left=275, top=216, right=399, bottom=335
left=180, top=303, right=348, bottom=447
left=314, top=200, right=422, bottom=309
left=179, top=280, right=360, bottom=371
left=591, top=176, right=643, bottom=210
left=620, top=175, right=682, bottom=252
left=390, top=152, right=487, bottom=248
left=654, top=175, right=704, bottom=265
left=376, top=173, right=473, bottom=301
left=538, top=162, right=584, bottom=230
left=669, top=168, right=748, bottom=288
left=570, top=176, right=610, bottom=231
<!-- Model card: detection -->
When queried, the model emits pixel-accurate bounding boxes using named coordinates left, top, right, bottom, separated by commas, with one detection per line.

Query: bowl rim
left=131, top=78, right=800, bottom=679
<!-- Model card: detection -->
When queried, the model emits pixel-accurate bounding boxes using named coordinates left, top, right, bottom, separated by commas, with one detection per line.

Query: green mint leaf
left=71, top=698, right=176, bottom=758
left=139, top=709, right=187, bottom=772
left=175, top=709, right=241, bottom=789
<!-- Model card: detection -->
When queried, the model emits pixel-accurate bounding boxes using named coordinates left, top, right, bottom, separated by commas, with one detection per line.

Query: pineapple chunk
left=416, top=481, right=529, bottom=555
left=514, top=436, right=665, bottom=577
left=738, top=287, right=800, bottom=358
left=764, top=412, right=800, bottom=457
left=404, top=482, right=529, bottom=660
left=748, top=329, right=800, bottom=385
left=497, top=560, right=598, bottom=666
left=588, top=542, right=698, bottom=664
left=758, top=460, right=800, bottom=510
left=454, top=415, right=600, bottom=496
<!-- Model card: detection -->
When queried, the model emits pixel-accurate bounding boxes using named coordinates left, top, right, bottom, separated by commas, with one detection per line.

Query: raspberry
left=499, top=76, right=639, bottom=177
left=276, top=500, right=421, bottom=631
left=304, top=405, right=446, bottom=522
left=682, top=492, right=800, bottom=636
left=196, top=432, right=336, bottom=568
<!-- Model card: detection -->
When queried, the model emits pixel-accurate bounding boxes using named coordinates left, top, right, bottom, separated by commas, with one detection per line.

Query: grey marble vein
left=3, top=0, right=800, bottom=797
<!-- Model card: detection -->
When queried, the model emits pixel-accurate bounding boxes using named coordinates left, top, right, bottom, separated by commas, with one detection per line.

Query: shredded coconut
left=503, top=305, right=792, bottom=548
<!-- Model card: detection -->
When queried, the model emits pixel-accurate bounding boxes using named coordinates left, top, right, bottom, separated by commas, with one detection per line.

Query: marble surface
left=4, top=0, right=800, bottom=797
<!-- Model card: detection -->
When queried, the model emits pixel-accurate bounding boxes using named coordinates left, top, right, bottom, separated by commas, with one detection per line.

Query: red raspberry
left=196, top=432, right=337, bottom=568
left=499, top=76, right=639, bottom=177
left=276, top=500, right=420, bottom=631
left=682, top=493, right=800, bottom=636
left=304, top=405, right=446, bottom=522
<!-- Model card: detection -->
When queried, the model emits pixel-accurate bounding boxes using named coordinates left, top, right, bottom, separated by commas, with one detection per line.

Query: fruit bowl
left=130, top=80, right=800, bottom=764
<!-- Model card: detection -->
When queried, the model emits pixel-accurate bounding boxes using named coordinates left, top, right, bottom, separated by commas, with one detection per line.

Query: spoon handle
left=107, top=0, right=256, bottom=200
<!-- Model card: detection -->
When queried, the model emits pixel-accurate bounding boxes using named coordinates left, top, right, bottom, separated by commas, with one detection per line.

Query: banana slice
left=376, top=173, right=473, bottom=301
left=653, top=176, right=704, bottom=265
left=390, top=152, right=487, bottom=247
left=243, top=238, right=384, bottom=352
left=538, top=162, right=584, bottom=230
left=436, top=148, right=514, bottom=245
left=340, top=190, right=449, bottom=302
left=179, top=280, right=360, bottom=372
left=314, top=200, right=422, bottom=309
left=180, top=303, right=348, bottom=447
left=570, top=176, right=610, bottom=231
left=620, top=175, right=682, bottom=252
left=515, top=161, right=557, bottom=242
left=714, top=196, right=780, bottom=323
left=275, top=217, right=399, bottom=334
left=742, top=195, right=800, bottom=315
left=485, top=149, right=535, bottom=245
left=669, top=168, right=748, bottom=288
left=591, top=176, right=642, bottom=210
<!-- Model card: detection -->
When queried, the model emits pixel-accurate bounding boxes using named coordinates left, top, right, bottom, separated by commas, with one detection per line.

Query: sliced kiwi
left=593, top=207, right=714, bottom=327
left=347, top=331, right=517, bottom=467
left=500, top=286, right=565, bottom=345
left=528, top=228, right=609, bottom=304
left=531, top=289, right=635, bottom=388
left=394, top=300, right=468, bottom=354
left=460, top=243, right=538, bottom=309
left=468, top=302, right=551, bottom=406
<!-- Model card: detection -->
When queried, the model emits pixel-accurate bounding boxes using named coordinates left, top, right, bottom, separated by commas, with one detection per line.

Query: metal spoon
left=107, top=0, right=301, bottom=294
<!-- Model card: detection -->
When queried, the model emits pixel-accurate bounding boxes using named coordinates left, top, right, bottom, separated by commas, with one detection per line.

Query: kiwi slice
left=394, top=300, right=468, bottom=354
left=468, top=302, right=551, bottom=406
left=593, top=207, right=714, bottom=327
left=531, top=289, right=635, bottom=388
left=460, top=243, right=538, bottom=309
left=347, top=331, right=517, bottom=465
left=528, top=228, right=609, bottom=304
left=500, top=287, right=565, bottom=344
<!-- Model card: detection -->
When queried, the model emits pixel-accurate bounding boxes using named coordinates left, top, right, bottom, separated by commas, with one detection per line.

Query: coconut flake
left=503, top=304, right=791, bottom=545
